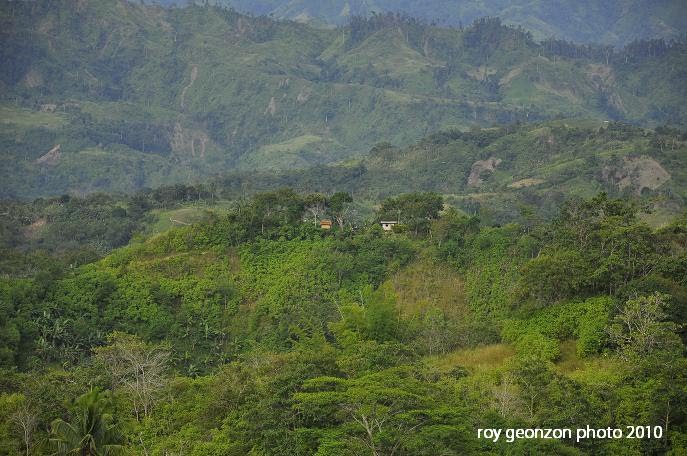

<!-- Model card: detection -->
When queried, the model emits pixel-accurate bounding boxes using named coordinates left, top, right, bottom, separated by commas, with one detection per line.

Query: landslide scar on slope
left=468, top=158, right=502, bottom=187
left=180, top=64, right=198, bottom=110
left=602, top=155, right=671, bottom=195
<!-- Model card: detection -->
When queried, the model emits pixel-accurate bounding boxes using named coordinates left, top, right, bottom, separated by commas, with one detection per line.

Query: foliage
left=2, top=2, right=687, bottom=198
left=50, top=389, right=125, bottom=456
left=0, top=190, right=684, bottom=454
left=215, top=0, right=687, bottom=46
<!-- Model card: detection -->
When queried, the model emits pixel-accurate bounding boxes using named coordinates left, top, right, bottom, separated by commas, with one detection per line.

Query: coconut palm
left=50, top=389, right=125, bottom=456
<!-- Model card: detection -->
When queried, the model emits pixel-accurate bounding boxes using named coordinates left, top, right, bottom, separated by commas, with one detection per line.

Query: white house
left=380, top=221, right=398, bottom=232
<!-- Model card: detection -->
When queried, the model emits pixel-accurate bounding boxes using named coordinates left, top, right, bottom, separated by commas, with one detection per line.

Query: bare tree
left=344, top=401, right=423, bottom=456
left=11, top=401, right=37, bottom=456
left=304, top=193, right=327, bottom=225
left=94, top=332, right=170, bottom=420
left=491, top=375, right=525, bottom=419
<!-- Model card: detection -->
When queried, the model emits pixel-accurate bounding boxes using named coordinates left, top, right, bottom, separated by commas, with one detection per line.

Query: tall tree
left=94, top=332, right=170, bottom=421
left=50, top=389, right=124, bottom=456
left=330, top=192, right=354, bottom=229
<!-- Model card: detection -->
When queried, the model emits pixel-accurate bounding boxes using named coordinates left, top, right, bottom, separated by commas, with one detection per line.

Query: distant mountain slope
left=0, top=0, right=686, bottom=198
left=216, top=120, right=687, bottom=222
left=159, top=0, right=687, bottom=46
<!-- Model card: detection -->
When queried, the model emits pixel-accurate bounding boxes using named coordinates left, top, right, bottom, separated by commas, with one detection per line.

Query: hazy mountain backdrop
left=158, top=0, right=687, bottom=46
left=1, top=0, right=685, bottom=198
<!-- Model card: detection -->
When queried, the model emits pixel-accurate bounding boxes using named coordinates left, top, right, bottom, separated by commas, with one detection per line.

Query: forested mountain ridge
left=216, top=120, right=687, bottom=222
left=1, top=0, right=686, bottom=198
left=0, top=120, right=683, bottom=290
left=161, top=0, right=687, bottom=47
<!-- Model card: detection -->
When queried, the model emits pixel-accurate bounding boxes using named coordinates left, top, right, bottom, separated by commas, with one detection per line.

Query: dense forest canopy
left=1, top=188, right=686, bottom=454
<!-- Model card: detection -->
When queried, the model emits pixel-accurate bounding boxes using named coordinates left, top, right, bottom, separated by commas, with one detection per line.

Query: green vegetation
left=1, top=1, right=686, bottom=197
left=1, top=2, right=686, bottom=454
left=0, top=189, right=685, bottom=454
left=212, top=0, right=687, bottom=46
left=216, top=120, right=687, bottom=224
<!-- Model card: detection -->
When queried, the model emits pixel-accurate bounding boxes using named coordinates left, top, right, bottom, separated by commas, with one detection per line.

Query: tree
left=420, top=308, right=452, bottom=355
left=491, top=375, right=525, bottom=419
left=510, top=357, right=555, bottom=421
left=0, top=393, right=35, bottom=456
left=11, top=399, right=36, bottom=456
left=329, top=192, right=353, bottom=229
left=94, top=332, right=170, bottom=420
left=293, top=369, right=429, bottom=456
left=380, top=193, right=444, bottom=236
left=519, top=249, right=589, bottom=306
left=304, top=193, right=328, bottom=225
left=50, top=389, right=124, bottom=456
left=608, top=293, right=680, bottom=360
left=252, top=189, right=305, bottom=234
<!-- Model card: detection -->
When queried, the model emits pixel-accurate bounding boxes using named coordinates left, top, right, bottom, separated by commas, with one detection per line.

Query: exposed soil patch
left=296, top=88, right=311, bottom=104
left=23, top=218, right=46, bottom=239
left=586, top=63, right=615, bottom=86
left=467, top=157, right=502, bottom=187
left=467, top=66, right=496, bottom=81
left=499, top=66, right=523, bottom=86
left=22, top=69, right=43, bottom=88
left=171, top=122, right=208, bottom=160
left=180, top=64, right=198, bottom=109
left=35, top=144, right=61, bottom=165
left=264, top=96, right=277, bottom=115
left=602, top=155, right=671, bottom=195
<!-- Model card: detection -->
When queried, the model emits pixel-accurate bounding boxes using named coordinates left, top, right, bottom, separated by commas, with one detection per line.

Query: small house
left=320, top=219, right=333, bottom=230
left=380, top=221, right=398, bottom=232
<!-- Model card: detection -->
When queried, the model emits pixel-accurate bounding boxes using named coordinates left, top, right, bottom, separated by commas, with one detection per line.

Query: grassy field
left=148, top=202, right=235, bottom=234
left=0, top=105, right=67, bottom=129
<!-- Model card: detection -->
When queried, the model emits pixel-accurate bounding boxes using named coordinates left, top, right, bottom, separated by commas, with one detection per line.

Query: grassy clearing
left=149, top=204, right=233, bottom=233
left=0, top=105, right=67, bottom=129
left=259, top=135, right=330, bottom=155
left=640, top=207, right=680, bottom=228
left=239, top=135, right=342, bottom=169
left=507, top=178, right=546, bottom=189
left=391, top=256, right=468, bottom=318
left=555, top=340, right=585, bottom=373
left=427, top=343, right=516, bottom=373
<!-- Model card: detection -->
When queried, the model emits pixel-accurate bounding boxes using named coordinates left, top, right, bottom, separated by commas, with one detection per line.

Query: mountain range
left=0, top=0, right=686, bottom=198
left=157, top=0, right=687, bottom=46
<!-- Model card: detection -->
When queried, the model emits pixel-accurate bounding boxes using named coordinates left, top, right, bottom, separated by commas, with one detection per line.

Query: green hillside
left=2, top=2, right=686, bottom=454
left=174, top=0, right=687, bottom=47
left=1, top=189, right=686, bottom=454
left=215, top=120, right=687, bottom=224
left=1, top=1, right=686, bottom=198
left=3, top=121, right=683, bottom=265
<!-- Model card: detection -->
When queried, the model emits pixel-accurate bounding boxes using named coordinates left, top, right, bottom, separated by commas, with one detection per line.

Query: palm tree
left=50, top=389, right=125, bottom=456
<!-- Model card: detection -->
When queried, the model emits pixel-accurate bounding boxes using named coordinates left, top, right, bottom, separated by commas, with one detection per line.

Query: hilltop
left=1, top=120, right=684, bottom=276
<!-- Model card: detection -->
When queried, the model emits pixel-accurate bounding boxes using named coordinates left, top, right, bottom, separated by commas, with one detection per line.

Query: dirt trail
left=180, top=65, right=198, bottom=109
left=170, top=218, right=191, bottom=226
